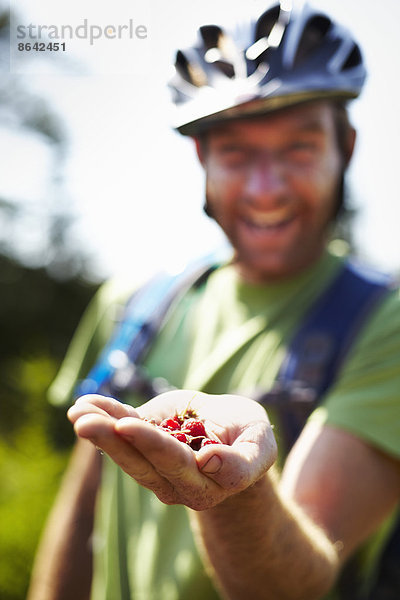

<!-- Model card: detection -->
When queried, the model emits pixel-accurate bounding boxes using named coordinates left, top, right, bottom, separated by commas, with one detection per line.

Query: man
left=28, top=3, right=400, bottom=600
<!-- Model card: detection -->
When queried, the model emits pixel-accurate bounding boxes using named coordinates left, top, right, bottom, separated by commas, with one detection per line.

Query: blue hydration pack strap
left=74, top=254, right=223, bottom=398
left=256, top=259, right=391, bottom=451
left=280, top=260, right=391, bottom=396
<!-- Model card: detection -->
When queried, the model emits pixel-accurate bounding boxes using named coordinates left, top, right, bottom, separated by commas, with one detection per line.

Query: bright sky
left=7, top=0, right=400, bottom=281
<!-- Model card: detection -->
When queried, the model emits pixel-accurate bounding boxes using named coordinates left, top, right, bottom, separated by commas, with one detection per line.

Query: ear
left=344, top=126, right=356, bottom=167
left=192, top=136, right=206, bottom=166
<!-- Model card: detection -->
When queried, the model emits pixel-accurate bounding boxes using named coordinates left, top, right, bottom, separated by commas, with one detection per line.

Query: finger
left=73, top=412, right=173, bottom=497
left=196, top=421, right=277, bottom=490
left=115, top=417, right=226, bottom=509
left=115, top=417, right=197, bottom=478
left=73, top=411, right=117, bottom=440
left=67, top=400, right=113, bottom=425
left=74, top=394, right=139, bottom=419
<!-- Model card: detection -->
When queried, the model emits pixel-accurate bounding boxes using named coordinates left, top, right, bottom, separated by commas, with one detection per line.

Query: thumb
left=197, top=438, right=276, bottom=492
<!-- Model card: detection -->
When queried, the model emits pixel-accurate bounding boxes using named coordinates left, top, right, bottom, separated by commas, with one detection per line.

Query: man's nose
left=244, top=158, right=286, bottom=203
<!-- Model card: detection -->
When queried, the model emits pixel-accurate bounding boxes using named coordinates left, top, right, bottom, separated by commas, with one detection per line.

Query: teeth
left=245, top=209, right=293, bottom=227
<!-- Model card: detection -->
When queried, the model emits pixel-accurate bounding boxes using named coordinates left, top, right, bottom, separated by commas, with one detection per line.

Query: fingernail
left=201, top=455, right=222, bottom=474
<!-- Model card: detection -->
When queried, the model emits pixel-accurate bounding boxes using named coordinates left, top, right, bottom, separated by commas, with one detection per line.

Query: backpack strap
left=77, top=255, right=391, bottom=427
left=256, top=259, right=391, bottom=452
left=74, top=255, right=221, bottom=399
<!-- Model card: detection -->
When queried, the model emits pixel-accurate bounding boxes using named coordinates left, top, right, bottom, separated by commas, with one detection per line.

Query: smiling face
left=199, top=101, right=354, bottom=283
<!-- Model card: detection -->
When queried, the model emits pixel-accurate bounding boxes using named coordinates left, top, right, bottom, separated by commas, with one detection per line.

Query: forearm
left=191, top=469, right=339, bottom=600
left=66, top=392, right=338, bottom=597
left=27, top=440, right=101, bottom=600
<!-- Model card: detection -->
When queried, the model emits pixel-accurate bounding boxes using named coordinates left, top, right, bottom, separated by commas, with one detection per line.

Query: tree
left=0, top=4, right=100, bottom=598
left=0, top=0, right=94, bottom=279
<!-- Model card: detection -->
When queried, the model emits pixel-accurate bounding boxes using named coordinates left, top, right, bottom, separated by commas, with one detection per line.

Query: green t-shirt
left=49, top=249, right=400, bottom=600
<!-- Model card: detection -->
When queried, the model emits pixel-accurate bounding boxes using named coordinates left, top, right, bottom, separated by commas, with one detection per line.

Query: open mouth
left=241, top=208, right=296, bottom=231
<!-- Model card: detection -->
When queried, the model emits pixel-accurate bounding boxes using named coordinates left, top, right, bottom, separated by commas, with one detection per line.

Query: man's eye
left=221, top=145, right=246, bottom=155
left=219, top=146, right=249, bottom=163
left=219, top=148, right=248, bottom=168
left=285, top=142, right=318, bottom=161
left=289, top=142, right=315, bottom=151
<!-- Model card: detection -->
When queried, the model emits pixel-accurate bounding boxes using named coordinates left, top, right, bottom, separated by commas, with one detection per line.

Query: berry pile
left=145, top=407, right=221, bottom=451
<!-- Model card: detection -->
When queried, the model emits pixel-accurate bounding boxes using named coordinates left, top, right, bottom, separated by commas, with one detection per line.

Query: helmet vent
left=200, top=25, right=236, bottom=78
left=254, top=5, right=281, bottom=43
left=175, top=50, right=207, bottom=87
left=211, top=59, right=235, bottom=79
left=342, top=45, right=362, bottom=70
left=294, top=15, right=331, bottom=67
left=176, top=50, right=191, bottom=82
left=200, top=25, right=223, bottom=50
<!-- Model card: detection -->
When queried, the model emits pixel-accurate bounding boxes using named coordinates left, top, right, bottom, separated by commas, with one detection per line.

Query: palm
left=67, top=390, right=277, bottom=510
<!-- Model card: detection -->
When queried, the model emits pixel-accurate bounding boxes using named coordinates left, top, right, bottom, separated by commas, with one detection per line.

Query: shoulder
left=330, top=253, right=400, bottom=353
left=92, top=276, right=142, bottom=315
left=47, top=276, right=142, bottom=408
left=351, top=282, right=400, bottom=349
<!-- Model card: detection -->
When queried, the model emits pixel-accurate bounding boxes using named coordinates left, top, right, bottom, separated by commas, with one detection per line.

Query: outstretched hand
left=67, top=390, right=277, bottom=510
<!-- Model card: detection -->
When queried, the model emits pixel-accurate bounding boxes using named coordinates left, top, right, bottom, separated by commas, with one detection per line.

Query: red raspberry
left=160, top=417, right=181, bottom=431
left=170, top=431, right=189, bottom=444
left=182, top=419, right=207, bottom=438
left=159, top=426, right=174, bottom=434
left=145, top=409, right=225, bottom=452
left=201, top=438, right=221, bottom=447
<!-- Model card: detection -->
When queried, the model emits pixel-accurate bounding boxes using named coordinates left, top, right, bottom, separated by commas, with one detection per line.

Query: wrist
left=201, top=470, right=276, bottom=517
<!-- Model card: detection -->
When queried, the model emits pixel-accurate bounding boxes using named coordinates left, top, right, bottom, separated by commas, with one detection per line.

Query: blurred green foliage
left=0, top=254, right=98, bottom=600
left=0, top=4, right=100, bottom=597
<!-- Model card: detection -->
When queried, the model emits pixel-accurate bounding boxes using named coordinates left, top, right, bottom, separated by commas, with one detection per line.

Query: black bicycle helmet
left=169, top=1, right=366, bottom=135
